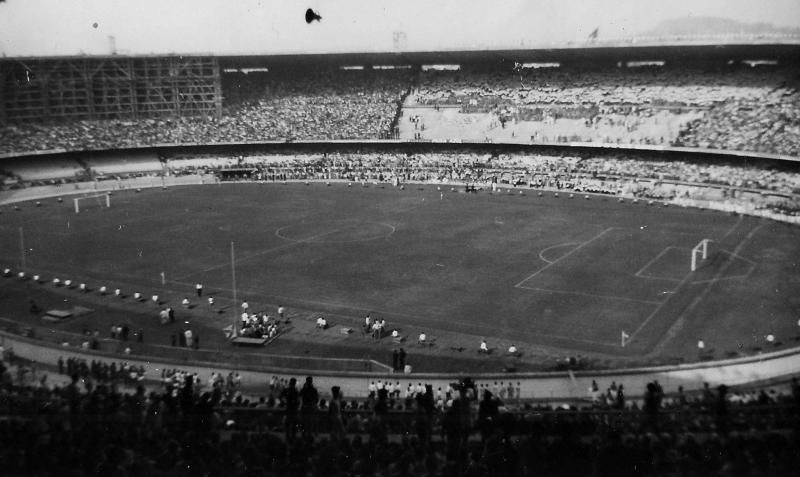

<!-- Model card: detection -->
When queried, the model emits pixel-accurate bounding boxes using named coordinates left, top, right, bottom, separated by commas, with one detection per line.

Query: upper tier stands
left=411, top=66, right=800, bottom=155
left=0, top=66, right=798, bottom=157
left=0, top=69, right=411, bottom=154
left=416, top=67, right=782, bottom=107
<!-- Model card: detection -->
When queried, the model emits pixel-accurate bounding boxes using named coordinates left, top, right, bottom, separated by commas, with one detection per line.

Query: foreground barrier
left=1, top=328, right=798, bottom=401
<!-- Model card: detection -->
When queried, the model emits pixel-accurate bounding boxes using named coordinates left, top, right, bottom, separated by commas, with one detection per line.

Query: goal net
left=74, top=193, right=111, bottom=214
left=690, top=239, right=711, bottom=272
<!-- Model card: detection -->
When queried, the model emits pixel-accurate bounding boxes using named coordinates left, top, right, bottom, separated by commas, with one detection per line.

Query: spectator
left=299, top=376, right=319, bottom=439
left=280, top=377, right=300, bottom=442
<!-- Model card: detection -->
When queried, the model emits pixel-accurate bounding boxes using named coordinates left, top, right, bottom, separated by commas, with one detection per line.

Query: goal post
left=74, top=193, right=111, bottom=214
left=691, top=238, right=710, bottom=271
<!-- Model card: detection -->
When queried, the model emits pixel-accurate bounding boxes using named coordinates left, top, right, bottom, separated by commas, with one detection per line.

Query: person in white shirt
left=182, top=297, right=190, bottom=308
left=508, top=344, right=518, bottom=355
left=418, top=332, right=426, bottom=344
left=479, top=339, right=489, bottom=354
left=196, top=283, right=203, bottom=297
left=364, top=314, right=372, bottom=335
left=159, top=308, right=169, bottom=324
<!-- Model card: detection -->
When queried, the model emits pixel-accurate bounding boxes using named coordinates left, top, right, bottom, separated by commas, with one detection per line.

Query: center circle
left=275, top=220, right=395, bottom=243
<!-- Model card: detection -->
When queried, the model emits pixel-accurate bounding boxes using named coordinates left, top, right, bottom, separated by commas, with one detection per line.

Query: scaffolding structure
left=0, top=56, right=222, bottom=123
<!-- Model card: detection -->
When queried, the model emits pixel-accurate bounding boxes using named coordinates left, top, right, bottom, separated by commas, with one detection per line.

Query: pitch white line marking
left=514, top=227, right=616, bottom=288
left=175, top=226, right=345, bottom=280
left=275, top=221, right=396, bottom=244
left=537, top=242, right=580, bottom=265
left=634, top=246, right=681, bottom=279
left=516, top=286, right=663, bottom=305
left=720, top=213, right=744, bottom=240
left=630, top=221, right=764, bottom=345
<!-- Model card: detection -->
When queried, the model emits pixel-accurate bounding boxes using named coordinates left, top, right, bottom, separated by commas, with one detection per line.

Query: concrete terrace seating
left=84, top=153, right=164, bottom=176
left=1, top=157, right=84, bottom=182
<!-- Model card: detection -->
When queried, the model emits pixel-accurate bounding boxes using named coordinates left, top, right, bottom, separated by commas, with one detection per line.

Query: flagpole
left=231, top=241, right=237, bottom=334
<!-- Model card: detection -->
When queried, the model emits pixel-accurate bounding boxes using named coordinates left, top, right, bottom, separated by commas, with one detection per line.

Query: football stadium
left=1, top=1, right=800, bottom=475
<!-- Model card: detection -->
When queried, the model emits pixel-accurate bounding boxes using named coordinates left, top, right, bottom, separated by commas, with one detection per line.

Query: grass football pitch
left=1, top=182, right=799, bottom=369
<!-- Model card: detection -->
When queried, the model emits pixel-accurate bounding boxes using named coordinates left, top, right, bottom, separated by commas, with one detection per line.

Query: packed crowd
left=1, top=349, right=799, bottom=477
left=0, top=68, right=410, bottom=154
left=166, top=149, right=799, bottom=190
left=410, top=66, right=800, bottom=155
left=0, top=65, right=797, bottom=157
left=57, top=356, right=146, bottom=386
left=415, top=67, right=785, bottom=109
left=239, top=310, right=282, bottom=340
left=163, top=150, right=800, bottom=213
left=675, top=89, right=800, bottom=156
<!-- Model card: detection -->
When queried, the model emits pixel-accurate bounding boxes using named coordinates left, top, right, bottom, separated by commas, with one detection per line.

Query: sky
left=0, top=0, right=798, bottom=57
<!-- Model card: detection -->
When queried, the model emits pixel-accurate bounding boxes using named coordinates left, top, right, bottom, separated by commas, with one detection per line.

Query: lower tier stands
left=0, top=355, right=798, bottom=477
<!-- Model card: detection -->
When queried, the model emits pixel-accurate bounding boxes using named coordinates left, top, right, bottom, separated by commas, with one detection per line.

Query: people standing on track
left=479, top=339, right=489, bottom=354
left=278, top=304, right=286, bottom=322
left=196, top=282, right=203, bottom=297
left=364, top=314, right=372, bottom=335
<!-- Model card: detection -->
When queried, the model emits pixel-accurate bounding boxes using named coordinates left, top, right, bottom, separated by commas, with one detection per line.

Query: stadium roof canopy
left=219, top=42, right=800, bottom=69
left=6, top=42, right=800, bottom=70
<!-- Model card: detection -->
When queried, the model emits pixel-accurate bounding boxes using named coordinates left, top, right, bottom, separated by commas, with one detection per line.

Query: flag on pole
left=588, top=27, right=599, bottom=41
left=621, top=330, right=630, bottom=347
left=223, top=325, right=237, bottom=339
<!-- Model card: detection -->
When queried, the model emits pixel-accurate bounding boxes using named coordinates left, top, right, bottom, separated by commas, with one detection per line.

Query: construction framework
left=0, top=56, right=222, bottom=123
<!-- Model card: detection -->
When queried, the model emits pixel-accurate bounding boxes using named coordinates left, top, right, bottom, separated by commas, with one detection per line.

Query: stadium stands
left=410, top=66, right=800, bottom=154
left=0, top=156, right=84, bottom=182
left=1, top=56, right=800, bottom=476
left=160, top=150, right=800, bottom=217
left=1, top=354, right=798, bottom=476
left=0, top=68, right=410, bottom=155
left=1, top=65, right=798, bottom=156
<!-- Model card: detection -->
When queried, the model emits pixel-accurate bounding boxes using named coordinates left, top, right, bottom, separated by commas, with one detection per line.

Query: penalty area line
left=514, top=227, right=616, bottom=288
left=537, top=242, right=581, bottom=265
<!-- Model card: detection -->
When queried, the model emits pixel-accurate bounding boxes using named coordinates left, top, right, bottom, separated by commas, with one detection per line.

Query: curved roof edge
left=2, top=140, right=798, bottom=165
left=3, top=43, right=799, bottom=68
